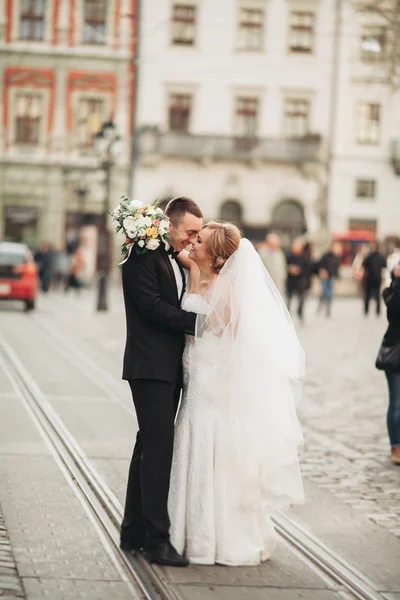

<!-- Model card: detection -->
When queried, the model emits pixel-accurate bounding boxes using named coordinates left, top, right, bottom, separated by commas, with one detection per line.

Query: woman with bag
left=376, top=263, right=400, bottom=465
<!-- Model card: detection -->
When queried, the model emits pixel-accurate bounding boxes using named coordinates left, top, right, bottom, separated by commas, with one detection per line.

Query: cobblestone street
left=0, top=288, right=399, bottom=599
left=295, top=297, right=400, bottom=540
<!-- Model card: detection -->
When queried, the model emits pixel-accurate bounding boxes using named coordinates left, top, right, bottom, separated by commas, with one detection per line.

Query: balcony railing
left=139, top=127, right=323, bottom=164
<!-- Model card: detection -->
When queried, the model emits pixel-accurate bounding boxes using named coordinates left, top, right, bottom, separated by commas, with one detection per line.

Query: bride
left=168, top=221, right=305, bottom=566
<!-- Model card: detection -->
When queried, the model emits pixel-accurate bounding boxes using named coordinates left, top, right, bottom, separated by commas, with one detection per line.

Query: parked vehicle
left=0, top=242, right=38, bottom=311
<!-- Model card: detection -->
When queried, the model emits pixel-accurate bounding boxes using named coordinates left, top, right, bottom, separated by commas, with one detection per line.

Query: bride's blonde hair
left=202, top=221, right=241, bottom=272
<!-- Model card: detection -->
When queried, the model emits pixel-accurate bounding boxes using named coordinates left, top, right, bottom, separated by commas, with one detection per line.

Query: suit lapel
left=160, top=247, right=179, bottom=303
left=177, top=261, right=186, bottom=304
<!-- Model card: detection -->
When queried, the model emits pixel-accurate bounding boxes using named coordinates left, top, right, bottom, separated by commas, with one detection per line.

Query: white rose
left=146, top=238, right=160, bottom=251
left=129, top=200, right=143, bottom=210
left=139, top=216, right=152, bottom=227
left=138, top=240, right=145, bottom=248
left=155, top=207, right=163, bottom=214
left=123, top=216, right=136, bottom=231
left=113, top=206, right=121, bottom=217
left=146, top=208, right=156, bottom=216
left=159, top=220, right=170, bottom=234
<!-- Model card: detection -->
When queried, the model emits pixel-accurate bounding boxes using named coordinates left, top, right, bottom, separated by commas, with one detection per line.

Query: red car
left=0, top=242, right=38, bottom=311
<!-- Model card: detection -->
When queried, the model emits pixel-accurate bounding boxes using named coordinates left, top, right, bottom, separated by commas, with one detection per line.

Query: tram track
left=0, top=334, right=181, bottom=600
left=2, top=315, right=390, bottom=600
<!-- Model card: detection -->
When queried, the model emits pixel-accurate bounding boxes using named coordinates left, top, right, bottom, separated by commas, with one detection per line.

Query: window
left=288, top=11, right=315, bottom=54
left=19, top=0, right=46, bottom=40
left=15, top=93, right=41, bottom=144
left=168, top=94, right=192, bottom=132
left=235, top=97, right=259, bottom=137
left=237, top=8, right=264, bottom=51
left=76, top=98, right=105, bottom=147
left=283, top=98, right=310, bottom=137
left=234, top=96, right=259, bottom=150
left=357, top=103, right=380, bottom=144
left=356, top=179, right=376, bottom=199
left=361, top=26, right=386, bottom=61
left=82, top=0, right=107, bottom=44
left=171, top=4, right=196, bottom=45
left=219, top=200, right=243, bottom=224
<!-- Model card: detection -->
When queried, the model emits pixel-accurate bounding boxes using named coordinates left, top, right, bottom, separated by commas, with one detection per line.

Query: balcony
left=139, top=127, right=323, bottom=165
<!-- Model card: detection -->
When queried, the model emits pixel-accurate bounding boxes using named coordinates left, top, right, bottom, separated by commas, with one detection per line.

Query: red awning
left=333, top=231, right=376, bottom=242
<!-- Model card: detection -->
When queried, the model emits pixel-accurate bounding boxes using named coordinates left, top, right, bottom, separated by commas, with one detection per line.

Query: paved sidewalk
left=0, top=504, right=24, bottom=599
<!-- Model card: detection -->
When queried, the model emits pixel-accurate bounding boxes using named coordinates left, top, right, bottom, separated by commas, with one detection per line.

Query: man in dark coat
left=362, top=243, right=387, bottom=316
left=317, top=242, right=342, bottom=317
left=120, top=197, right=203, bottom=566
left=286, top=240, right=312, bottom=322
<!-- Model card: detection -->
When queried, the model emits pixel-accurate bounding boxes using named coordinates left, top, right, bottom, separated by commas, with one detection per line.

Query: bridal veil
left=195, top=238, right=305, bottom=511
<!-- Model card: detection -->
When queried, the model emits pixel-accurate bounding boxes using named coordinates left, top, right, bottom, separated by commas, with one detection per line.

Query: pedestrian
left=258, top=232, right=287, bottom=296
left=386, top=240, right=400, bottom=287
left=362, top=243, right=387, bottom=316
left=375, top=263, right=400, bottom=465
left=286, top=240, right=311, bottom=323
left=352, top=244, right=369, bottom=297
left=67, top=244, right=84, bottom=293
left=317, top=242, right=342, bottom=317
left=52, top=243, right=70, bottom=291
left=34, top=242, right=54, bottom=293
left=303, top=242, right=316, bottom=294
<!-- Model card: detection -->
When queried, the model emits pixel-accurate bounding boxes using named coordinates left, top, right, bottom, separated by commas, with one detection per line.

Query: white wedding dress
left=168, top=240, right=305, bottom=566
left=169, top=293, right=278, bottom=566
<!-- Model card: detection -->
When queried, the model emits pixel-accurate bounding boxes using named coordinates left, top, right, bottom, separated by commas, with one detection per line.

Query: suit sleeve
left=123, top=250, right=196, bottom=335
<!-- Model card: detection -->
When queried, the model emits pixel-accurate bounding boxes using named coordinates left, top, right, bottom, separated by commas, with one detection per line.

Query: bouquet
left=111, top=196, right=170, bottom=256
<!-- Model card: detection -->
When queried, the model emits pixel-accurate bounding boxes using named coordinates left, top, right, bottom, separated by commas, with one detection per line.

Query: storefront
left=3, top=206, right=39, bottom=247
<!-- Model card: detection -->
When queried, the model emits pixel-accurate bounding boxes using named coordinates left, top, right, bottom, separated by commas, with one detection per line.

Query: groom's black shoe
left=144, top=541, right=189, bottom=567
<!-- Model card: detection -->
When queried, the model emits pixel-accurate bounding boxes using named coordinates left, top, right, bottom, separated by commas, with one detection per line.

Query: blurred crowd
left=33, top=241, right=85, bottom=294
left=257, top=234, right=400, bottom=322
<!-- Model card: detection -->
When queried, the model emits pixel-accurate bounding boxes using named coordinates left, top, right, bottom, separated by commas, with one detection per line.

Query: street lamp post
left=74, top=186, right=87, bottom=234
left=94, top=120, right=120, bottom=312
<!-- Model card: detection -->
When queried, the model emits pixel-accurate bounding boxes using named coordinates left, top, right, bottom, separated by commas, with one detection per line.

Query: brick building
left=0, top=0, right=137, bottom=272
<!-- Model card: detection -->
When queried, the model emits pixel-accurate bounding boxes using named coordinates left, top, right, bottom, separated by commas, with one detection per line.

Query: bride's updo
left=202, top=221, right=241, bottom=273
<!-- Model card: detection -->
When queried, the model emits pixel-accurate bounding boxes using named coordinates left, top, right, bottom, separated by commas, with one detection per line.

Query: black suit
left=120, top=245, right=196, bottom=549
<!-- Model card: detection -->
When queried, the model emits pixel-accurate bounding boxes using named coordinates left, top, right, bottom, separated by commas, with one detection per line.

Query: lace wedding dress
left=168, top=293, right=278, bottom=566
left=168, top=240, right=304, bottom=566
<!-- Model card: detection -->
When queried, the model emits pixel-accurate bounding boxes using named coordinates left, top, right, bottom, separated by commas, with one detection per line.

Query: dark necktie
left=167, top=247, right=179, bottom=260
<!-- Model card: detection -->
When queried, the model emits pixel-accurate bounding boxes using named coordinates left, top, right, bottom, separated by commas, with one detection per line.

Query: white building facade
left=133, top=0, right=399, bottom=246
left=329, top=0, right=400, bottom=241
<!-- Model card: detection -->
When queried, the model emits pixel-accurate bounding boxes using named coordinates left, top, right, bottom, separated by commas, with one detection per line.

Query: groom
left=120, top=196, right=203, bottom=566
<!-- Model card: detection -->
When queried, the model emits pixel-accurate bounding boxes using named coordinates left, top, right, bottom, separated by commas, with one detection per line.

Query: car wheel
left=25, top=300, right=35, bottom=312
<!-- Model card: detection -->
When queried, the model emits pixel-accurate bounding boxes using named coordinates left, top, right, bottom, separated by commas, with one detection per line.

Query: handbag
left=375, top=340, right=400, bottom=372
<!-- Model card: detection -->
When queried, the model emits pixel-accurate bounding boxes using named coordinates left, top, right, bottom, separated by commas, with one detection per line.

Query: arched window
left=270, top=199, right=307, bottom=247
left=219, top=200, right=243, bottom=224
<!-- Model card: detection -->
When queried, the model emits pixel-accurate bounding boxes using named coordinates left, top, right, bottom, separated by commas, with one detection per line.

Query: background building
left=329, top=0, right=400, bottom=242
left=0, top=0, right=137, bottom=270
left=132, top=0, right=399, bottom=248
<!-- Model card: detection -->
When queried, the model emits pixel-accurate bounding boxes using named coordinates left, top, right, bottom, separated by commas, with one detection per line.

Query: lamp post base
left=97, top=273, right=108, bottom=311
